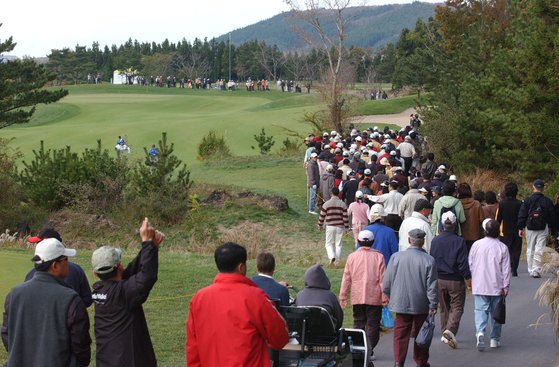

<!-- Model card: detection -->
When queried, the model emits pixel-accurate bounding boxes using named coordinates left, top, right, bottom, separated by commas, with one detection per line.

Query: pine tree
left=0, top=24, right=68, bottom=128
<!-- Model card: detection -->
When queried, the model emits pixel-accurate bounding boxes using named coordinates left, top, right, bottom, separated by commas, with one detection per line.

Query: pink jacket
left=348, top=201, right=370, bottom=227
left=339, top=247, right=387, bottom=307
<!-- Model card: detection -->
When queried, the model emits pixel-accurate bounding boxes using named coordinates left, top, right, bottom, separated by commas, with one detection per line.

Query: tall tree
left=0, top=25, right=68, bottom=128
left=284, top=0, right=357, bottom=133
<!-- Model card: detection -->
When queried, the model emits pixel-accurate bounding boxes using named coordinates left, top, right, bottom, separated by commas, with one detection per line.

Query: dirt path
left=350, top=108, right=417, bottom=128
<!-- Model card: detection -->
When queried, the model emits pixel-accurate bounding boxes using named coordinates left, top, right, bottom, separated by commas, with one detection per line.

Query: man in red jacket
left=186, top=242, right=289, bottom=367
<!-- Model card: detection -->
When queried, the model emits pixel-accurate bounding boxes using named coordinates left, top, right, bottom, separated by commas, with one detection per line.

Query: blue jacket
left=430, top=231, right=471, bottom=281
left=364, top=222, right=399, bottom=266
left=251, top=275, right=290, bottom=307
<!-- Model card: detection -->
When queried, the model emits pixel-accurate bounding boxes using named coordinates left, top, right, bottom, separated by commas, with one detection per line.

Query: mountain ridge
left=216, top=2, right=438, bottom=51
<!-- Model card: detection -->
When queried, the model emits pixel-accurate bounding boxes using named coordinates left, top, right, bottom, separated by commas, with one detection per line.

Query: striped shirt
left=319, top=196, right=349, bottom=228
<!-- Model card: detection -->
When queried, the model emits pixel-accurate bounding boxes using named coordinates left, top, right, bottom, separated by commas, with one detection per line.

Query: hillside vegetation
left=216, top=3, right=437, bottom=51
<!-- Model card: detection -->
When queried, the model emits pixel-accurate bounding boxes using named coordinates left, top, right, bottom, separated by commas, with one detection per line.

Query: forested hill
left=216, top=2, right=437, bottom=51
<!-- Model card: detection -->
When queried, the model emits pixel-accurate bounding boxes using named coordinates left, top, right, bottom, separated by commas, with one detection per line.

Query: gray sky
left=2, top=0, right=440, bottom=58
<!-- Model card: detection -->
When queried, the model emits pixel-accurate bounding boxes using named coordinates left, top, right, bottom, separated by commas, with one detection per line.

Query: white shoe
left=308, top=210, right=318, bottom=215
left=443, top=329, right=457, bottom=349
left=441, top=335, right=448, bottom=344
left=476, top=333, right=485, bottom=352
left=490, top=339, right=501, bottom=348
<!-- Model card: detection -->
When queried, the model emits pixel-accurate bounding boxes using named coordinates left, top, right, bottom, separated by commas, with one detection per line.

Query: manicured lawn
left=0, top=84, right=421, bottom=365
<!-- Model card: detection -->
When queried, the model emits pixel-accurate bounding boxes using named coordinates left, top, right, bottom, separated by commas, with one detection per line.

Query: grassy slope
left=0, top=86, right=419, bottom=365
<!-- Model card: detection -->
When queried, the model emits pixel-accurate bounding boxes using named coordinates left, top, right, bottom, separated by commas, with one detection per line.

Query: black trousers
left=501, top=234, right=522, bottom=274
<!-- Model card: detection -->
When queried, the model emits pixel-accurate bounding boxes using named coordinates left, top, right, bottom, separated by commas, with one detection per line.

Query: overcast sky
left=2, top=0, right=440, bottom=58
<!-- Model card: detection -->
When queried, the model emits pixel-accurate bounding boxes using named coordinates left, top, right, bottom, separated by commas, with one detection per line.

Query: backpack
left=438, top=205, right=459, bottom=234
left=526, top=197, right=546, bottom=230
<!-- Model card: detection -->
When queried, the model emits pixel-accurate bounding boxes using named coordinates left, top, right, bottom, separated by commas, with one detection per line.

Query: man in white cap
left=397, top=135, right=416, bottom=175
left=430, top=211, right=471, bottom=349
left=2, top=238, right=91, bottom=366
left=320, top=163, right=336, bottom=205
left=91, top=218, right=165, bottom=367
left=307, top=152, right=320, bottom=214
left=339, top=230, right=388, bottom=364
left=364, top=204, right=399, bottom=267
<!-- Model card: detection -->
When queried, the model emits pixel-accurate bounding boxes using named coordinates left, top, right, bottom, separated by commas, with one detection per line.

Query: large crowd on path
left=302, top=119, right=559, bottom=366
left=2, top=116, right=558, bottom=367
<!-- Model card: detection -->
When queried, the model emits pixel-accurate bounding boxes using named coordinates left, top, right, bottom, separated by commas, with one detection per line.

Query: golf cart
left=276, top=306, right=371, bottom=367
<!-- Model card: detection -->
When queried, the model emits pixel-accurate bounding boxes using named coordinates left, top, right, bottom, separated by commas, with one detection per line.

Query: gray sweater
left=383, top=247, right=438, bottom=314
left=2, top=271, right=91, bottom=366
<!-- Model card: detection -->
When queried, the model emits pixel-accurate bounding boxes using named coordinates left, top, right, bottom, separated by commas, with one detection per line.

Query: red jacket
left=186, top=273, right=288, bottom=367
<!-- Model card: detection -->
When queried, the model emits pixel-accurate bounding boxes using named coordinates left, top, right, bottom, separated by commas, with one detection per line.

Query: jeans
left=525, top=226, right=548, bottom=275
left=474, top=295, right=502, bottom=341
left=325, top=226, right=344, bottom=261
left=309, top=186, right=317, bottom=212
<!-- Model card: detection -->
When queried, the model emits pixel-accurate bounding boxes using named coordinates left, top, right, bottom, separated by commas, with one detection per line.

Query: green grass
left=353, top=94, right=425, bottom=115
left=0, top=84, right=397, bottom=365
left=0, top=240, right=358, bottom=366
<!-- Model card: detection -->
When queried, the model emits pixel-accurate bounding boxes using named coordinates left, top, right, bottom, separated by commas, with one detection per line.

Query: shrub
left=278, top=137, right=303, bottom=157
left=18, top=140, right=129, bottom=211
left=251, top=128, right=275, bottom=155
left=197, top=130, right=231, bottom=160
left=129, top=132, right=193, bottom=224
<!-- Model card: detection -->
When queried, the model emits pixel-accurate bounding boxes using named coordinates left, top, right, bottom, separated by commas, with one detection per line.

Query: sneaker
left=308, top=210, right=318, bottom=215
left=490, top=339, right=501, bottom=348
left=443, top=330, right=457, bottom=349
left=532, top=272, right=541, bottom=278
left=476, top=333, right=485, bottom=352
left=369, top=352, right=376, bottom=361
left=330, top=258, right=336, bottom=265
left=441, top=335, right=449, bottom=344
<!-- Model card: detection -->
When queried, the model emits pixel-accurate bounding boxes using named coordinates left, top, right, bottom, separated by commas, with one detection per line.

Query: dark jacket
left=251, top=275, right=290, bottom=307
left=296, top=264, right=343, bottom=329
left=430, top=231, right=471, bottom=281
left=496, top=197, right=522, bottom=235
left=25, top=262, right=92, bottom=307
left=2, top=272, right=91, bottom=367
left=518, top=192, right=555, bottom=230
left=92, top=241, right=158, bottom=367
left=306, top=160, right=320, bottom=187
left=342, top=179, right=359, bottom=206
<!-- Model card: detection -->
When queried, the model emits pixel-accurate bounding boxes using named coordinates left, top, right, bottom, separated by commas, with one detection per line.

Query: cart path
left=370, top=260, right=559, bottom=367
left=350, top=108, right=418, bottom=128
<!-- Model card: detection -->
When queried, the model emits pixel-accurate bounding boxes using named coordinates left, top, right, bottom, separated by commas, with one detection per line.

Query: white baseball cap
left=355, top=190, right=364, bottom=198
left=370, top=204, right=386, bottom=221
left=33, top=238, right=76, bottom=264
left=358, top=230, right=374, bottom=242
left=441, top=211, right=457, bottom=224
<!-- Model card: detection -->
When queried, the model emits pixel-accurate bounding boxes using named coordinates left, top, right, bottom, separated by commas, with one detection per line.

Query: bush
left=129, top=132, right=193, bottom=224
left=18, top=140, right=129, bottom=211
left=0, top=138, right=46, bottom=231
left=197, top=130, right=231, bottom=160
left=251, top=128, right=275, bottom=155
left=278, top=137, right=303, bottom=157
